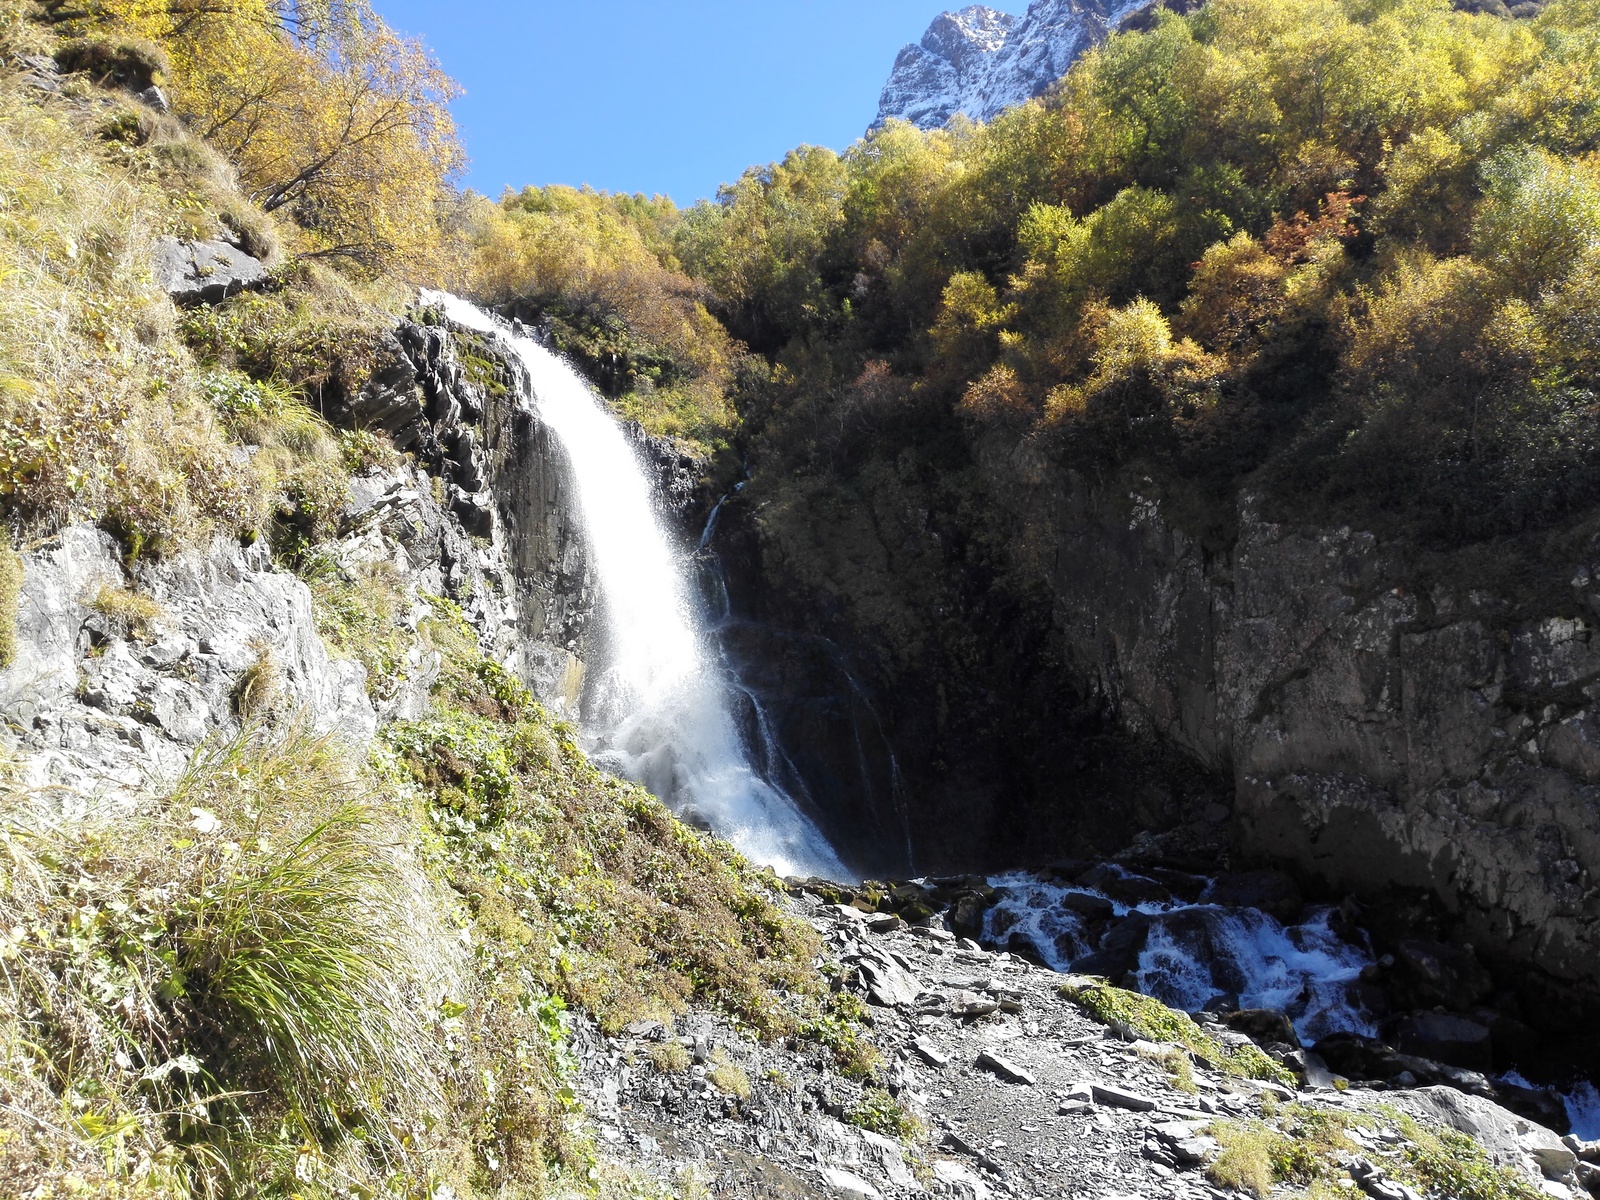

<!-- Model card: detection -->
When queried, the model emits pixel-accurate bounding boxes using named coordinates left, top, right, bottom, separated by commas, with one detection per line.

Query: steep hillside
left=0, top=6, right=850, bottom=1197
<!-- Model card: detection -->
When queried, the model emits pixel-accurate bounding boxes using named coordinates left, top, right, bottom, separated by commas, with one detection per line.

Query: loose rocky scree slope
left=575, top=892, right=1600, bottom=1200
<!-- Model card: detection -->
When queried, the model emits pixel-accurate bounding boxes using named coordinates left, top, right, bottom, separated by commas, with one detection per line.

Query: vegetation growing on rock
left=1206, top=1103, right=1545, bottom=1200
left=1060, top=978, right=1295, bottom=1084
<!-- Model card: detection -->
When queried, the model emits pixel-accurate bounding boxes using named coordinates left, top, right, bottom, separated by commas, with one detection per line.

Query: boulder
left=1391, top=1011, right=1493, bottom=1073
left=1058, top=890, right=1117, bottom=921
left=1092, top=1083, right=1159, bottom=1112
left=931, top=1160, right=993, bottom=1200
left=1079, top=864, right=1172, bottom=907
left=820, top=1166, right=882, bottom=1200
left=152, top=236, right=268, bottom=305
left=975, top=1051, right=1035, bottom=1085
left=1225, top=1009, right=1301, bottom=1049
left=1378, top=1086, right=1574, bottom=1185
left=1199, top=870, right=1304, bottom=922
left=1311, top=1032, right=1496, bottom=1096
left=855, top=956, right=921, bottom=1008
left=1388, top=940, right=1494, bottom=1011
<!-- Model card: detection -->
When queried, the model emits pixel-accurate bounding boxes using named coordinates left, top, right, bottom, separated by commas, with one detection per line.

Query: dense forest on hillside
left=482, top=0, right=1600, bottom=553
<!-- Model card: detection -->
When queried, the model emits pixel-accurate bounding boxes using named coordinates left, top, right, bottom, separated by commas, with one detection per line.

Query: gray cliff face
left=0, top=310, right=707, bottom=804
left=976, top=434, right=1600, bottom=1010
left=0, top=527, right=374, bottom=806
left=875, top=0, right=1155, bottom=130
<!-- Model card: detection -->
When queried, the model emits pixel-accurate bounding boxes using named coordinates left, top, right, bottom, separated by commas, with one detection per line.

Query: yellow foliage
left=1179, top=233, right=1290, bottom=354
left=0, top=76, right=267, bottom=551
left=463, top=186, right=745, bottom=445
left=83, top=0, right=463, bottom=277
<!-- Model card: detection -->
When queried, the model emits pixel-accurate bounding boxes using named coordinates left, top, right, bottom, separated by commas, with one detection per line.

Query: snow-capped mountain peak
left=874, top=0, right=1158, bottom=131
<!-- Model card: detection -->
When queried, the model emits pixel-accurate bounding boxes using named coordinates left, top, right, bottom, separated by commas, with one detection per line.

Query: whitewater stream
left=424, top=292, right=846, bottom=879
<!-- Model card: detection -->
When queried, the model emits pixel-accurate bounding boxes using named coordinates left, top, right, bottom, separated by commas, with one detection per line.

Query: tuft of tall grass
left=0, top=725, right=456, bottom=1197
left=179, top=803, right=435, bottom=1124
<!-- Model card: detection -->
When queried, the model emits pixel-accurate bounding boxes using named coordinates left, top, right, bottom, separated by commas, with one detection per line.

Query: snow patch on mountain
left=874, top=0, right=1160, bottom=130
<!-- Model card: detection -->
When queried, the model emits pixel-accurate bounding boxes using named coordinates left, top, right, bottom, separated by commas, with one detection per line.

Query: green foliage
left=801, top=987, right=882, bottom=1080
left=1205, top=1104, right=1542, bottom=1200
left=1060, top=980, right=1295, bottom=1084
left=462, top=185, right=744, bottom=451
left=631, top=0, right=1600, bottom=555
left=845, top=1087, right=922, bottom=1141
left=1393, top=1112, right=1546, bottom=1200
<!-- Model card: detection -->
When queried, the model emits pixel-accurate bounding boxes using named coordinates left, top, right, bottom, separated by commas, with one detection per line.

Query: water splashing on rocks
left=424, top=292, right=846, bottom=879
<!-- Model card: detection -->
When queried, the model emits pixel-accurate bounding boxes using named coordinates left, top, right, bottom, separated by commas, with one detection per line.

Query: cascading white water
left=982, top=871, right=1378, bottom=1043
left=423, top=293, right=846, bottom=879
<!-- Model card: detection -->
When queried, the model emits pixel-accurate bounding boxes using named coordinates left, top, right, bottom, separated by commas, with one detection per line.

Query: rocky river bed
left=576, top=890, right=1600, bottom=1200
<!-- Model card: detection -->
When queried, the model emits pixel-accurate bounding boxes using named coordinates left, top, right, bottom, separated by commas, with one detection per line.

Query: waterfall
left=422, top=293, right=847, bottom=880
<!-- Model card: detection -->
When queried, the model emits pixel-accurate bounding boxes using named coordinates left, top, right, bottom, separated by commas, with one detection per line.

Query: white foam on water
left=983, top=873, right=1377, bottom=1042
left=1568, top=1081, right=1600, bottom=1140
left=424, top=293, right=846, bottom=879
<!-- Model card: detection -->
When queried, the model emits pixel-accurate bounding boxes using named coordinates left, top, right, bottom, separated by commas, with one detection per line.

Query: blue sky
left=371, top=1, right=1025, bottom=206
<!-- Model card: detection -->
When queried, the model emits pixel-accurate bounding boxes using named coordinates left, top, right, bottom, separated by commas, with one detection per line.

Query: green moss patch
left=1204, top=1103, right=1543, bottom=1200
left=1060, top=979, right=1294, bottom=1085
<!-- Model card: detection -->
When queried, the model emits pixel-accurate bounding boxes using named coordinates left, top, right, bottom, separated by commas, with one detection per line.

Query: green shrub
left=0, top=726, right=454, bottom=1196
left=846, top=1087, right=922, bottom=1141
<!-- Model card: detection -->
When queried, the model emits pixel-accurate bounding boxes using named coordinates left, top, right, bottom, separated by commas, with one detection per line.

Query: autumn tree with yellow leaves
left=53, top=0, right=463, bottom=276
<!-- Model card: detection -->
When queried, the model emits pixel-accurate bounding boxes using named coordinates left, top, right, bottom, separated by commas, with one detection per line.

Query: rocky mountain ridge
left=874, top=0, right=1161, bottom=130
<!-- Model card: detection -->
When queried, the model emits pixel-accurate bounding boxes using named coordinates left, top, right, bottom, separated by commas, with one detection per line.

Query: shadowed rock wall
left=974, top=433, right=1600, bottom=1020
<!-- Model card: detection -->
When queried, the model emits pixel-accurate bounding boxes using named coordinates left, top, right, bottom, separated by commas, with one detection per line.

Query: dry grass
left=230, top=641, right=278, bottom=716
left=0, top=539, right=20, bottom=667
left=648, top=1041, right=692, bottom=1074
left=90, top=583, right=163, bottom=640
left=0, top=71, right=274, bottom=556
left=706, top=1052, right=751, bottom=1100
left=0, top=725, right=462, bottom=1198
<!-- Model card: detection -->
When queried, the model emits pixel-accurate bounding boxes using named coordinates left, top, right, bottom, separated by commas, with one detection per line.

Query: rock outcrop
left=152, top=236, right=268, bottom=305
left=974, top=434, right=1600, bottom=1023
left=0, top=527, right=371, bottom=805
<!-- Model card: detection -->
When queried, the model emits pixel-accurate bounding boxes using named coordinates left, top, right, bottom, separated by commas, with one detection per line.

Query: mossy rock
left=1061, top=979, right=1295, bottom=1086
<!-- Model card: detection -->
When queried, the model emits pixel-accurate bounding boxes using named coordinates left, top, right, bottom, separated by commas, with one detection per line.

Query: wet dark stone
left=1388, top=940, right=1494, bottom=1010
left=1199, top=870, right=1304, bottom=922
left=1225, top=1009, right=1301, bottom=1050
left=1079, top=864, right=1172, bottom=907
left=1390, top=1011, right=1493, bottom=1073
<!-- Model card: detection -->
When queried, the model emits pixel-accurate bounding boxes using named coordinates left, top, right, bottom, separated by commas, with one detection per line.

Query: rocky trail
left=576, top=893, right=1600, bottom=1200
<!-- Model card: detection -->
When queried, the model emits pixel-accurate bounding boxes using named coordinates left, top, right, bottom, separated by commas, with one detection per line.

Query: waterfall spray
left=422, top=293, right=847, bottom=879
